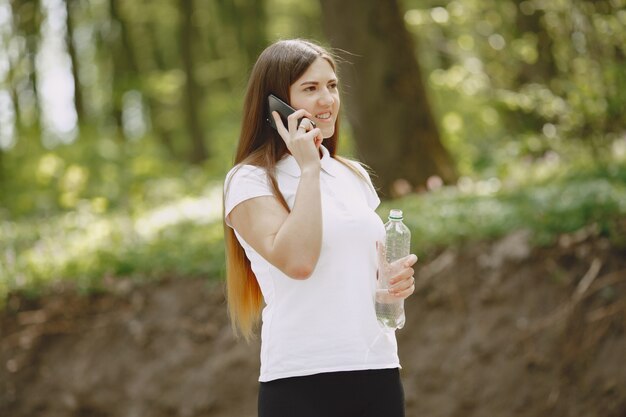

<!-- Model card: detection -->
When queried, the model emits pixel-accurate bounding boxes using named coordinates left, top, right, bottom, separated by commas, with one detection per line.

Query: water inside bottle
left=375, top=289, right=405, bottom=329
left=376, top=209, right=410, bottom=330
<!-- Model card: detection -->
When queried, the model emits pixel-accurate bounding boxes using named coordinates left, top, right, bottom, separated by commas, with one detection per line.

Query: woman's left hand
left=377, top=241, right=418, bottom=300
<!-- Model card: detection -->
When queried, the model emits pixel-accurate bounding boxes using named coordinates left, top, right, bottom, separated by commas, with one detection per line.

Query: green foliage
left=0, top=129, right=222, bottom=217
left=0, top=193, right=226, bottom=303
left=1, top=0, right=625, bottom=304
left=403, top=0, right=626, bottom=177
left=2, top=163, right=625, bottom=305
left=379, top=167, right=626, bottom=257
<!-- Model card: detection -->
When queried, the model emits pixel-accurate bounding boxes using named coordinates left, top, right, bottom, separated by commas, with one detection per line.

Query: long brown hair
left=224, top=39, right=366, bottom=341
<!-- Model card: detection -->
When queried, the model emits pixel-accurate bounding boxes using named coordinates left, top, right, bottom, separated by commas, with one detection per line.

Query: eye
left=304, top=86, right=316, bottom=92
left=329, top=83, right=338, bottom=90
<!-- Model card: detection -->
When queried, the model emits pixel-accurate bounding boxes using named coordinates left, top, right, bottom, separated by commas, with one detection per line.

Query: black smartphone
left=267, top=94, right=316, bottom=131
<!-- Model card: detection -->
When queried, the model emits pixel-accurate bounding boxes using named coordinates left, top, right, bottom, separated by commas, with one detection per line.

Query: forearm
left=271, top=169, right=322, bottom=278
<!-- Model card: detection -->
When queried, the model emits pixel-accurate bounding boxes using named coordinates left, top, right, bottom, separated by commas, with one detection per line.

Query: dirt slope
left=1, top=228, right=625, bottom=417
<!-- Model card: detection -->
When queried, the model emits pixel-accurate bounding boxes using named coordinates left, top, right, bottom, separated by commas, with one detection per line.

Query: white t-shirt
left=224, top=144, right=400, bottom=382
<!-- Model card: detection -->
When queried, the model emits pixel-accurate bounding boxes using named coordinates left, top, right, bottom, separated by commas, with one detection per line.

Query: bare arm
left=228, top=109, right=324, bottom=280
left=229, top=168, right=321, bottom=279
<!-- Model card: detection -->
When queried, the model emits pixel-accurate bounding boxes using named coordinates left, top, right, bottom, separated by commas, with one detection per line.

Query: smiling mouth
left=315, top=112, right=332, bottom=121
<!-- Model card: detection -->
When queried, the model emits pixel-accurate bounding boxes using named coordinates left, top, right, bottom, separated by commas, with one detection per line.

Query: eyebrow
left=300, top=79, right=338, bottom=86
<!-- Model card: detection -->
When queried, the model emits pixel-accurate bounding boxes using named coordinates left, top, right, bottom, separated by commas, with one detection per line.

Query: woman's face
left=289, top=57, right=340, bottom=140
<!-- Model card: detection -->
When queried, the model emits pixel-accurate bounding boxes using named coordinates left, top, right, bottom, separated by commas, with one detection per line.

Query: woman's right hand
left=272, top=110, right=323, bottom=173
left=229, top=110, right=325, bottom=280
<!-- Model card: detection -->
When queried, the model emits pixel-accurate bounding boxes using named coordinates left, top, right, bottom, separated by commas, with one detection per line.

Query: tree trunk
left=145, top=22, right=177, bottom=157
left=0, top=148, right=4, bottom=184
left=108, top=0, right=138, bottom=141
left=234, top=0, right=268, bottom=69
left=513, top=0, right=557, bottom=86
left=7, top=49, right=22, bottom=137
left=63, top=0, right=84, bottom=126
left=110, top=2, right=177, bottom=156
left=318, top=0, right=456, bottom=196
left=180, top=0, right=208, bottom=163
left=10, top=0, right=43, bottom=134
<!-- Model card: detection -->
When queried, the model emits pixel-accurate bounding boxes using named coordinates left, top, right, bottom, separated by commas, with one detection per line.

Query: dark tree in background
left=108, top=0, right=138, bottom=141
left=64, top=0, right=84, bottom=126
left=9, top=0, right=43, bottom=136
left=319, top=0, right=457, bottom=196
left=180, top=0, right=208, bottom=163
left=1, top=0, right=624, bottom=216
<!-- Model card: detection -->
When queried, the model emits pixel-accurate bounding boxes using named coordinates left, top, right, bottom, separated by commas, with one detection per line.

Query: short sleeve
left=223, top=164, right=274, bottom=228
left=351, top=161, right=381, bottom=210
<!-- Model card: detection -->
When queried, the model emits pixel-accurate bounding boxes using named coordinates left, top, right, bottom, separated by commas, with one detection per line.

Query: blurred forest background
left=0, top=0, right=625, bottom=304
left=1, top=1, right=626, bottom=416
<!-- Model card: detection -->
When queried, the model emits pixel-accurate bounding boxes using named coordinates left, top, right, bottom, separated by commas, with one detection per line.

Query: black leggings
left=258, top=368, right=404, bottom=417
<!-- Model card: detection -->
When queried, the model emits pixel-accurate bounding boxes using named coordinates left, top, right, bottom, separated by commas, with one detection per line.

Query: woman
left=223, top=39, right=418, bottom=417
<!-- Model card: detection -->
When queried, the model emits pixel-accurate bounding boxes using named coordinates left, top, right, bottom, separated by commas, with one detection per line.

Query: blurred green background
left=0, top=0, right=625, bottom=302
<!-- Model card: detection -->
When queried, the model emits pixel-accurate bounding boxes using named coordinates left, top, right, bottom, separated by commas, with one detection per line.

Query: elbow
left=284, top=263, right=315, bottom=280
left=272, top=248, right=320, bottom=280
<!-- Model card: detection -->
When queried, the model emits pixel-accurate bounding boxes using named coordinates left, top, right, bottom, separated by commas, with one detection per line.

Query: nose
left=317, top=87, right=334, bottom=106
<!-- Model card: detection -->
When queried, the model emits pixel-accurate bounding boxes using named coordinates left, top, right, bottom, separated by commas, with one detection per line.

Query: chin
left=322, top=128, right=335, bottom=139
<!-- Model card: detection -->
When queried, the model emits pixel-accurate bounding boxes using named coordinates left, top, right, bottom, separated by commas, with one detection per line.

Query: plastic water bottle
left=376, top=209, right=410, bottom=330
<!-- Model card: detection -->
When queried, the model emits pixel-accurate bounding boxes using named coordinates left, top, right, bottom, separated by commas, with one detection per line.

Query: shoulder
left=225, top=164, right=268, bottom=187
left=349, top=159, right=370, bottom=178
left=226, top=163, right=267, bottom=180
left=336, top=157, right=375, bottom=185
left=223, top=164, right=275, bottom=222
left=335, top=156, right=380, bottom=209
left=223, top=164, right=273, bottom=203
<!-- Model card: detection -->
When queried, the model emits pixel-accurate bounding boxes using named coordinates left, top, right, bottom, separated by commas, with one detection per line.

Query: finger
left=299, top=110, right=315, bottom=121
left=298, top=117, right=313, bottom=132
left=389, top=268, right=414, bottom=286
left=272, top=111, right=289, bottom=139
left=288, top=109, right=308, bottom=134
left=301, top=117, right=317, bottom=130
left=314, top=126, right=323, bottom=144
left=390, top=275, right=414, bottom=293
left=390, top=283, right=415, bottom=299
left=389, top=276, right=415, bottom=294
left=393, top=253, right=418, bottom=268
left=302, top=127, right=322, bottom=140
left=404, top=254, right=418, bottom=267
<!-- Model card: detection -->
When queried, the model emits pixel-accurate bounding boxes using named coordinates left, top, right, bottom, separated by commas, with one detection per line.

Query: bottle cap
left=389, top=209, right=403, bottom=220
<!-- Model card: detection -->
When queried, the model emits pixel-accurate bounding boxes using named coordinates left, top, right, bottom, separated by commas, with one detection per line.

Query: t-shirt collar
left=276, top=144, right=337, bottom=178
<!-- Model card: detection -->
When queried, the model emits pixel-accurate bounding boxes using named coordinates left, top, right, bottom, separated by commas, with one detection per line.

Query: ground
left=1, top=227, right=625, bottom=417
